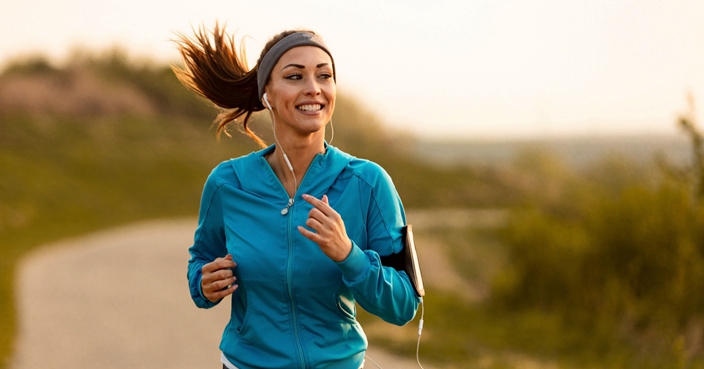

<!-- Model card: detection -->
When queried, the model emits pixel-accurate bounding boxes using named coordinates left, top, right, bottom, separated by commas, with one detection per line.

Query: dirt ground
left=10, top=216, right=459, bottom=369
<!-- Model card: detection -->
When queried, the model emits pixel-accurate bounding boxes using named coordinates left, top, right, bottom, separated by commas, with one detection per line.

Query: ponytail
left=172, top=23, right=266, bottom=147
left=173, top=24, right=322, bottom=148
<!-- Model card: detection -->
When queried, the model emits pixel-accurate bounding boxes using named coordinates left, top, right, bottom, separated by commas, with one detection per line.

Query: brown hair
left=172, top=23, right=314, bottom=147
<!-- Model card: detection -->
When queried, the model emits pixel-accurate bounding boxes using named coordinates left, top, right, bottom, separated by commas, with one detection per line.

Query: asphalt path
left=10, top=218, right=441, bottom=369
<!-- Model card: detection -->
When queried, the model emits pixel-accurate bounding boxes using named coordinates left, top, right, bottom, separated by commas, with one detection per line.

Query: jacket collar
left=230, top=143, right=354, bottom=202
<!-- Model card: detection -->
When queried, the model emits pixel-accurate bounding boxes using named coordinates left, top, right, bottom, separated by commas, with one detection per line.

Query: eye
left=318, top=72, right=333, bottom=80
left=284, top=73, right=302, bottom=80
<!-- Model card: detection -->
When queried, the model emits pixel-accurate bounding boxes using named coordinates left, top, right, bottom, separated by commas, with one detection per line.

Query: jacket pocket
left=335, top=282, right=357, bottom=321
left=233, top=285, right=250, bottom=335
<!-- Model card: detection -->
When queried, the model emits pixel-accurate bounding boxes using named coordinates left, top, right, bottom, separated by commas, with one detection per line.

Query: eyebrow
left=281, top=63, right=331, bottom=71
left=282, top=63, right=305, bottom=70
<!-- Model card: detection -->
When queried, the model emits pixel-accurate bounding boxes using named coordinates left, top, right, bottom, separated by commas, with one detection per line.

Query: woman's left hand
left=298, top=194, right=352, bottom=262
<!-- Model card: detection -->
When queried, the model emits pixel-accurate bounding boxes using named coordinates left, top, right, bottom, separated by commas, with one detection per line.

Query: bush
left=493, top=99, right=704, bottom=360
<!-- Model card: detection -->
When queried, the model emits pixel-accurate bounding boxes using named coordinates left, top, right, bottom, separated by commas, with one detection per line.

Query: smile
left=297, top=104, right=323, bottom=112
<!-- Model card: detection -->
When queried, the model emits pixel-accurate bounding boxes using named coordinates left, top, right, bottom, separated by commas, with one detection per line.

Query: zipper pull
left=281, top=197, right=294, bottom=215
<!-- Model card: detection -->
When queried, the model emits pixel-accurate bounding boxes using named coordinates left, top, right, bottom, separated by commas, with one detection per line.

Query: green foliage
left=0, top=114, right=241, bottom=367
left=361, top=285, right=701, bottom=369
left=1, top=47, right=215, bottom=119
left=494, top=113, right=704, bottom=363
left=67, top=48, right=216, bottom=118
left=676, top=92, right=704, bottom=198
left=1, top=54, right=57, bottom=75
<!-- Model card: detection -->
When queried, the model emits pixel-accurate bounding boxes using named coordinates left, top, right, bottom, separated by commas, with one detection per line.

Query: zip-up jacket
left=188, top=144, right=420, bottom=369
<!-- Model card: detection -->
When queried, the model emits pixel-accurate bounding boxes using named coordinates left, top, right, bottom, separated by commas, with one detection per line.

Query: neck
left=267, top=132, right=326, bottom=198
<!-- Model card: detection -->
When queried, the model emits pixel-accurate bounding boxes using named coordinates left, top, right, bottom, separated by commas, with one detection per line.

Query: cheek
left=267, top=84, right=296, bottom=108
left=325, top=86, right=336, bottom=105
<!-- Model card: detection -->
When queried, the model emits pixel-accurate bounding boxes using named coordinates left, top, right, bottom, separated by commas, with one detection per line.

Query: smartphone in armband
left=380, top=225, right=425, bottom=297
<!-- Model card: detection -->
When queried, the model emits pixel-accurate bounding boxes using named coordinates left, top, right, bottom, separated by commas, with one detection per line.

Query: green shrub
left=494, top=124, right=704, bottom=361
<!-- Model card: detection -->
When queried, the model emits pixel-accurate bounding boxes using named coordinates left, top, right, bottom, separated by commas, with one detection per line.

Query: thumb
left=322, top=194, right=329, bottom=205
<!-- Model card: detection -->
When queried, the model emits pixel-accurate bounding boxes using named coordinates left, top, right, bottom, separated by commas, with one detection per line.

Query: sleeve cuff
left=197, top=275, right=209, bottom=301
left=335, top=242, right=370, bottom=283
left=191, top=271, right=219, bottom=308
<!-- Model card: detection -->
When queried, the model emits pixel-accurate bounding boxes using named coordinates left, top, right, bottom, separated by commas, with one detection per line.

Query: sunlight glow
left=1, top=0, right=702, bottom=138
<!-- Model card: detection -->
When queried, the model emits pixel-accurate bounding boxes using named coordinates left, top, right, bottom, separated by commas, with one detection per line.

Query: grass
left=358, top=226, right=704, bottom=369
left=0, top=114, right=243, bottom=368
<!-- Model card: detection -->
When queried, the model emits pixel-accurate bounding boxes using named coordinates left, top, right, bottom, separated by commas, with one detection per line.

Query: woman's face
left=265, top=46, right=336, bottom=139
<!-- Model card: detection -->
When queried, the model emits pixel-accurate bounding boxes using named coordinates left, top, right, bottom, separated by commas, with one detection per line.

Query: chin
left=297, top=118, right=329, bottom=132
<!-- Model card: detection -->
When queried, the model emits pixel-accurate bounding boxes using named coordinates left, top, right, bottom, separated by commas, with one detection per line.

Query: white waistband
left=221, top=351, right=366, bottom=369
left=221, top=352, right=240, bottom=369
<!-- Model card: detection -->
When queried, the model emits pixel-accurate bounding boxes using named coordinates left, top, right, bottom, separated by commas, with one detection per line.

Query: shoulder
left=205, top=150, right=259, bottom=188
left=346, top=157, right=394, bottom=189
left=206, top=160, right=235, bottom=184
left=328, top=145, right=385, bottom=177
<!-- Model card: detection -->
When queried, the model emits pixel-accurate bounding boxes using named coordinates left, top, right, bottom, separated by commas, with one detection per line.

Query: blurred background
left=1, top=0, right=704, bottom=368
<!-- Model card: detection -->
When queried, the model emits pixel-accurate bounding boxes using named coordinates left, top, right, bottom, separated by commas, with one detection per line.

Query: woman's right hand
left=201, top=254, right=238, bottom=303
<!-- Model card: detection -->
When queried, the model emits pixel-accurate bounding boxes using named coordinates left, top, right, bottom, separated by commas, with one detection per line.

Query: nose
left=302, top=76, right=321, bottom=96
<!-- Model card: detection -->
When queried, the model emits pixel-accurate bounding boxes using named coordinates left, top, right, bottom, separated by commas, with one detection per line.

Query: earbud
left=263, top=93, right=273, bottom=111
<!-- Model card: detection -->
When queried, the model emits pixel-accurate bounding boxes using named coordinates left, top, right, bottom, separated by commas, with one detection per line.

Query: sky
left=1, top=0, right=703, bottom=139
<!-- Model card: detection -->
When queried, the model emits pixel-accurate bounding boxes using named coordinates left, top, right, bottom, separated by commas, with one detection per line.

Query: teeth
left=298, top=104, right=322, bottom=111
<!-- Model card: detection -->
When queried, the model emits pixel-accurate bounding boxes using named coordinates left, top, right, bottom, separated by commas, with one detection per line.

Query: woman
left=174, top=24, right=420, bottom=369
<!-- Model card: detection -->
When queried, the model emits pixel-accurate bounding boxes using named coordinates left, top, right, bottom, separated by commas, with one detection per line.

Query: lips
left=296, top=104, right=323, bottom=112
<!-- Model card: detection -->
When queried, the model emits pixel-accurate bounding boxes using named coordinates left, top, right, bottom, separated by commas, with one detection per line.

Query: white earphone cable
left=328, top=118, right=334, bottom=145
left=365, top=298, right=425, bottom=369
left=264, top=93, right=298, bottom=195
left=416, top=298, right=425, bottom=369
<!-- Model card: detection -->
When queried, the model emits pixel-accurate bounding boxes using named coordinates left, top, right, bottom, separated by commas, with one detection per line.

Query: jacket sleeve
left=187, top=169, right=227, bottom=309
left=335, top=163, right=420, bottom=326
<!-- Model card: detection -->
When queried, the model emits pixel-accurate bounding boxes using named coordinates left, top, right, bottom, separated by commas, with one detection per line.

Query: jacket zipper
left=286, top=204, right=306, bottom=368
left=263, top=153, right=320, bottom=368
left=281, top=197, right=294, bottom=215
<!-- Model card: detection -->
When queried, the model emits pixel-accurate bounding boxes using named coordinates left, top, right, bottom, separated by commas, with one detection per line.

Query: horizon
left=2, top=0, right=702, bottom=140
left=417, top=129, right=690, bottom=143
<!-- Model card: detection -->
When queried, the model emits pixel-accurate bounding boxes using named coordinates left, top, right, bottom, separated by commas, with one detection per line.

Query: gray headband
left=257, top=32, right=336, bottom=99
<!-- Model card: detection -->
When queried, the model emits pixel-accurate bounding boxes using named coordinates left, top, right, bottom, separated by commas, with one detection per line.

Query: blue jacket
left=188, top=144, right=420, bottom=369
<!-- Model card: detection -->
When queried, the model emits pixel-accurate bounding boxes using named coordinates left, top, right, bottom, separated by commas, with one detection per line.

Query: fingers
left=206, top=283, right=238, bottom=302
left=202, top=271, right=237, bottom=292
left=201, top=254, right=238, bottom=303
left=202, top=276, right=237, bottom=302
left=202, top=254, right=236, bottom=274
left=300, top=194, right=341, bottom=233
left=302, top=195, right=330, bottom=229
left=303, top=194, right=341, bottom=223
left=298, top=193, right=352, bottom=262
left=306, top=207, right=327, bottom=227
left=297, top=225, right=321, bottom=243
left=208, top=268, right=233, bottom=282
left=302, top=194, right=334, bottom=216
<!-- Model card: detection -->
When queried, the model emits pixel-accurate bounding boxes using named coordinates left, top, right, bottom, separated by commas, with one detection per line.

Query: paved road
left=11, top=218, right=437, bottom=369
